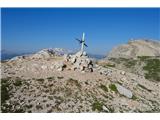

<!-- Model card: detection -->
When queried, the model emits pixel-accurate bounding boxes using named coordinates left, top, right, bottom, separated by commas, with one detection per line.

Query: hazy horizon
left=1, top=8, right=160, bottom=55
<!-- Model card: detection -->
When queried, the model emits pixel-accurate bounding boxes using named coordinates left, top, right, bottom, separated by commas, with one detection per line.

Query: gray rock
left=54, top=61, right=66, bottom=71
left=64, top=54, right=69, bottom=62
left=115, top=84, right=133, bottom=98
left=120, top=71, right=126, bottom=75
left=83, top=51, right=87, bottom=56
left=75, top=51, right=83, bottom=57
left=57, top=67, right=63, bottom=71
left=71, top=57, right=76, bottom=64
left=102, top=105, right=109, bottom=112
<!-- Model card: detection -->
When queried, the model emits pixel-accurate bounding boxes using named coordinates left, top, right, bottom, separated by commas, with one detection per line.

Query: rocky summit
left=1, top=42, right=160, bottom=113
left=107, top=39, right=160, bottom=58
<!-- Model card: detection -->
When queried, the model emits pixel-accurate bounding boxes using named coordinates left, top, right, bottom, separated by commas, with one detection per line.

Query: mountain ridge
left=107, top=39, right=160, bottom=58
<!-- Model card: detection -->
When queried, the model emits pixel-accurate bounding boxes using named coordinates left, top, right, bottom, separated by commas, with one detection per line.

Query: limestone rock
left=102, top=105, right=109, bottom=112
left=65, top=51, right=94, bottom=72
left=120, top=71, right=126, bottom=75
left=54, top=61, right=66, bottom=71
left=115, top=84, right=133, bottom=98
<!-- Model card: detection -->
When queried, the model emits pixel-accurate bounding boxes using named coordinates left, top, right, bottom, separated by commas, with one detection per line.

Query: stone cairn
left=64, top=51, right=93, bottom=73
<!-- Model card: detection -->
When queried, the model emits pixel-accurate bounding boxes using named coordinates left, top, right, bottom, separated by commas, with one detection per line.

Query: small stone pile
left=64, top=51, right=94, bottom=73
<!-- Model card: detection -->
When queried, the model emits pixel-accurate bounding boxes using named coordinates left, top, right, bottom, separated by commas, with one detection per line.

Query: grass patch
left=92, top=101, right=103, bottom=112
left=137, top=56, right=150, bottom=61
left=57, top=76, right=64, bottom=79
left=143, top=59, right=160, bottom=81
left=48, top=96, right=53, bottom=100
left=109, top=57, right=160, bottom=82
left=132, top=95, right=138, bottom=100
left=109, top=84, right=118, bottom=92
left=109, top=57, right=129, bottom=64
left=67, top=78, right=81, bottom=88
left=36, top=78, right=45, bottom=83
left=123, top=60, right=137, bottom=68
left=99, top=84, right=108, bottom=92
left=13, top=79, right=22, bottom=86
left=1, top=78, right=10, bottom=104
left=109, top=57, right=137, bottom=68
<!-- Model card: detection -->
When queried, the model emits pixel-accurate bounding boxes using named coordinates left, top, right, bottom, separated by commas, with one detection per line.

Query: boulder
left=54, top=61, right=66, bottom=71
left=57, top=67, right=63, bottom=71
left=120, top=71, right=126, bottom=75
left=75, top=51, right=83, bottom=57
left=102, top=105, right=109, bottom=112
left=71, top=57, right=76, bottom=64
left=115, top=84, right=133, bottom=98
left=64, top=54, right=69, bottom=62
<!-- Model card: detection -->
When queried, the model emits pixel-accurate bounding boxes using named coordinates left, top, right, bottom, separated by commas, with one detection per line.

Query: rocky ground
left=1, top=49, right=160, bottom=113
left=99, top=56, right=160, bottom=82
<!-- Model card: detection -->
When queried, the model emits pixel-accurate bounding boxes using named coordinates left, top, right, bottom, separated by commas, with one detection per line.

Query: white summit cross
left=76, top=32, right=88, bottom=52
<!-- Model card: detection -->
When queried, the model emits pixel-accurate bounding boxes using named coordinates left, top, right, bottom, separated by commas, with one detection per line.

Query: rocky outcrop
left=30, top=48, right=69, bottom=59
left=64, top=51, right=94, bottom=73
left=107, top=39, right=160, bottom=58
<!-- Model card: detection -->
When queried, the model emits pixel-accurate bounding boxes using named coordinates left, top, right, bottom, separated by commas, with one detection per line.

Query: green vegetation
left=1, top=78, right=10, bottom=104
left=99, top=84, right=108, bottom=92
left=48, top=96, right=53, bottom=100
left=143, top=59, right=160, bottom=81
left=67, top=78, right=81, bottom=88
left=109, top=84, right=118, bottom=92
left=92, top=101, right=103, bottom=112
left=137, top=56, right=150, bottom=61
left=109, top=57, right=128, bottom=64
left=123, top=60, right=137, bottom=68
left=36, top=78, right=45, bottom=83
left=57, top=76, right=64, bottom=79
left=132, top=95, right=138, bottom=100
left=109, top=56, right=160, bottom=82
left=13, top=79, right=22, bottom=86
left=109, top=57, right=137, bottom=68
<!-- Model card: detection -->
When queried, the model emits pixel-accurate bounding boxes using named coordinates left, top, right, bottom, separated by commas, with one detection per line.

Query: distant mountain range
left=1, top=49, right=105, bottom=60
left=0, top=50, right=32, bottom=60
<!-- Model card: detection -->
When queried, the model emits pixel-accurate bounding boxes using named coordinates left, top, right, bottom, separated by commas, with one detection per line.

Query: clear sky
left=1, top=8, right=160, bottom=55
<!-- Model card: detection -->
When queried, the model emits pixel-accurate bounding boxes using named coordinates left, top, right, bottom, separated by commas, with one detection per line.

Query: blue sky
left=1, top=8, right=160, bottom=55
